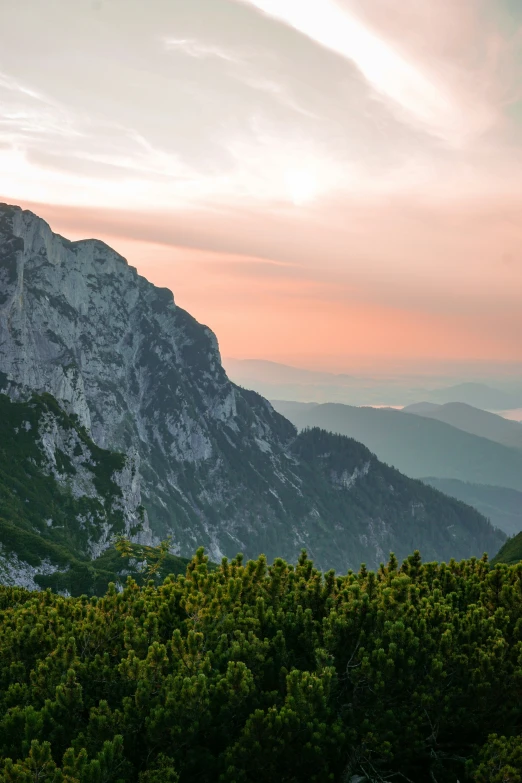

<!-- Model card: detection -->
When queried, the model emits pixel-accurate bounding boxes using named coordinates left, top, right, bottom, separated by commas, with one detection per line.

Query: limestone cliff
left=0, top=389, right=152, bottom=592
left=0, top=203, right=505, bottom=571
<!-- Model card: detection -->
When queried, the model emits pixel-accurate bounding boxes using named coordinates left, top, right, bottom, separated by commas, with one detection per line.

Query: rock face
left=0, top=389, right=152, bottom=591
left=0, top=203, right=505, bottom=570
left=0, top=548, right=60, bottom=593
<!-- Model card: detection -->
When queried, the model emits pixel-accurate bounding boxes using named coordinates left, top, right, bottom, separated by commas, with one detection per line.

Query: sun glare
left=284, top=168, right=318, bottom=205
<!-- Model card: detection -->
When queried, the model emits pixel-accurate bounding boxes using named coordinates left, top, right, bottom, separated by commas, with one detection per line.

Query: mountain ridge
left=403, top=401, right=522, bottom=450
left=0, top=203, right=505, bottom=573
left=275, top=401, right=522, bottom=492
left=228, top=358, right=522, bottom=408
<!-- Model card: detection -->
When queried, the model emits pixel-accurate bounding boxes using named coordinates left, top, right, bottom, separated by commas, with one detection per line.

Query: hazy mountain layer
left=403, top=401, right=522, bottom=450
left=276, top=401, right=522, bottom=492
left=0, top=204, right=505, bottom=571
left=425, top=382, right=522, bottom=410
left=228, top=358, right=522, bottom=408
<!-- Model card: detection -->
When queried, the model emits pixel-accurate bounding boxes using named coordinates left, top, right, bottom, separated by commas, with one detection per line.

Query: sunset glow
left=284, top=169, right=318, bottom=205
left=0, top=0, right=521, bottom=374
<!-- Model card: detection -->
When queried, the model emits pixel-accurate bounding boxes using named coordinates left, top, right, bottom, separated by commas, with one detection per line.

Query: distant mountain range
left=403, top=401, right=522, bottom=449
left=273, top=401, right=522, bottom=495
left=414, top=384, right=522, bottom=411
left=0, top=203, right=505, bottom=588
left=228, top=358, right=522, bottom=410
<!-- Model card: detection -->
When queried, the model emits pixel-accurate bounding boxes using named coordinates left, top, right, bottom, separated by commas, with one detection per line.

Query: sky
left=1, top=0, right=522, bottom=375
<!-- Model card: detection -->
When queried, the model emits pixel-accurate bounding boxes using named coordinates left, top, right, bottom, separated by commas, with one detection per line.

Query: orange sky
left=1, top=0, right=522, bottom=374
left=6, top=195, right=522, bottom=374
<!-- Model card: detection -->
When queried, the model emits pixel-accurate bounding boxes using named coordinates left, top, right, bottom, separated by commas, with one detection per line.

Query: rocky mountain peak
left=0, top=203, right=505, bottom=571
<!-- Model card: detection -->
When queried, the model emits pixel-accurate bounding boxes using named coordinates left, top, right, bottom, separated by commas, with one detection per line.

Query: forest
left=1, top=547, right=522, bottom=782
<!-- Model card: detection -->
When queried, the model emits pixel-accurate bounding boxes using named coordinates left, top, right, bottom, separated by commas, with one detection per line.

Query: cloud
left=0, top=62, right=343, bottom=210
left=163, top=36, right=316, bottom=118
left=1, top=0, right=522, bottom=371
left=235, top=0, right=502, bottom=144
left=4, top=195, right=522, bottom=367
left=0, top=71, right=82, bottom=141
left=0, top=73, right=45, bottom=101
left=163, top=38, right=240, bottom=63
left=0, top=70, right=209, bottom=207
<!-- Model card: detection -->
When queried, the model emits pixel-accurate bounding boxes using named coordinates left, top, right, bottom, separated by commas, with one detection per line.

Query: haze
left=1, top=0, right=521, bottom=375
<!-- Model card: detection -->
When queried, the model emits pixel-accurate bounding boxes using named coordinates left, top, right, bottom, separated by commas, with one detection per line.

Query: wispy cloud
left=238, top=74, right=318, bottom=119
left=1, top=0, right=521, bottom=371
left=0, top=73, right=47, bottom=101
left=163, top=36, right=316, bottom=118
left=236, top=0, right=499, bottom=145
left=163, top=38, right=240, bottom=63
left=0, top=72, right=82, bottom=141
left=0, top=69, right=204, bottom=206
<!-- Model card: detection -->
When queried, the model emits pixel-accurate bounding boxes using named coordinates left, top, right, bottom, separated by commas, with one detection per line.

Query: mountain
left=403, top=402, right=442, bottom=414
left=424, top=382, right=522, bottom=410
left=421, top=479, right=522, bottom=537
left=227, top=359, right=433, bottom=407
left=0, top=203, right=505, bottom=572
left=226, top=359, right=522, bottom=408
left=226, top=359, right=372, bottom=405
left=403, top=401, right=522, bottom=450
left=226, top=359, right=357, bottom=385
left=275, top=401, right=522, bottom=492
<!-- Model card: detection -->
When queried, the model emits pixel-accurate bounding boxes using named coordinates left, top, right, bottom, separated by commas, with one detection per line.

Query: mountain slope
left=403, top=402, right=522, bottom=450
left=403, top=402, right=444, bottom=414
left=0, top=388, right=174, bottom=593
left=0, top=203, right=505, bottom=571
left=276, top=401, right=522, bottom=492
left=287, top=428, right=503, bottom=564
left=421, top=479, right=522, bottom=537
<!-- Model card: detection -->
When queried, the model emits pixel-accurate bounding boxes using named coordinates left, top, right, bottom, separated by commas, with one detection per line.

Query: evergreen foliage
left=1, top=548, right=522, bottom=781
